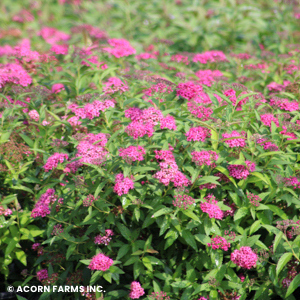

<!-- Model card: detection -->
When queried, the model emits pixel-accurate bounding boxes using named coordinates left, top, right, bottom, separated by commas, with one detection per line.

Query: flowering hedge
left=1, top=0, right=300, bottom=300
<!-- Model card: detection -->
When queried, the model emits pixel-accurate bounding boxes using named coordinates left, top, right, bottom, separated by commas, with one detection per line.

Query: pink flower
left=185, top=126, right=211, bottom=142
left=52, top=83, right=65, bottom=94
left=200, top=194, right=224, bottom=220
left=103, top=38, right=136, bottom=58
left=50, top=44, right=69, bottom=55
left=113, top=173, right=135, bottom=196
left=0, top=63, right=32, bottom=88
left=88, top=253, right=113, bottom=271
left=222, top=131, right=246, bottom=148
left=38, top=27, right=70, bottom=45
left=43, top=153, right=69, bottom=172
left=28, top=110, right=40, bottom=122
left=136, top=52, right=157, bottom=60
left=195, top=69, right=223, bottom=86
left=103, top=77, right=129, bottom=94
left=129, top=281, right=145, bottom=299
left=37, top=269, right=48, bottom=282
left=160, top=115, right=176, bottom=130
left=119, top=146, right=146, bottom=163
left=231, top=247, right=258, bottom=269
left=177, top=81, right=203, bottom=100
left=260, top=114, right=279, bottom=127
left=191, top=150, right=218, bottom=167
left=247, top=193, right=262, bottom=207
left=193, top=50, right=227, bottom=64
left=173, top=195, right=195, bottom=209
left=208, top=236, right=231, bottom=251
left=94, top=230, right=114, bottom=246
left=228, top=161, right=255, bottom=180
left=31, top=189, right=62, bottom=218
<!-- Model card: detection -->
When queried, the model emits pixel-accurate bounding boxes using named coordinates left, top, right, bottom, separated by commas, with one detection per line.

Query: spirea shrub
left=1, top=1, right=300, bottom=300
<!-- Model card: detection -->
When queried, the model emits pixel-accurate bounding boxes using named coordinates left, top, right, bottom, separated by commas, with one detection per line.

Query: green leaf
left=273, top=231, right=283, bottom=253
left=195, top=234, right=211, bottom=245
left=19, top=134, right=34, bottom=148
left=286, top=273, right=300, bottom=297
left=267, top=204, right=288, bottom=220
left=116, top=223, right=131, bottom=241
left=15, top=249, right=27, bottom=266
left=182, top=210, right=201, bottom=223
left=142, top=257, right=153, bottom=271
left=66, top=244, right=76, bottom=260
left=276, top=252, right=293, bottom=276
left=182, top=230, right=197, bottom=251
left=250, top=220, right=261, bottom=235
left=152, top=207, right=173, bottom=218
left=234, top=207, right=249, bottom=221
left=117, top=244, right=130, bottom=260
left=80, top=259, right=91, bottom=265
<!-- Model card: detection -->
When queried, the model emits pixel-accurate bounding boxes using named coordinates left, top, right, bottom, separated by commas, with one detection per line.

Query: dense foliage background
left=1, top=0, right=300, bottom=299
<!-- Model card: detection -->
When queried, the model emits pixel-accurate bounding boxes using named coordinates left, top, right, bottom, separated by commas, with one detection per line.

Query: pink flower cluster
left=12, top=9, right=34, bottom=23
left=0, top=206, right=12, bottom=216
left=76, top=133, right=109, bottom=166
left=270, top=98, right=299, bottom=111
left=193, top=50, right=227, bottom=64
left=119, top=146, right=146, bottom=163
left=228, top=161, right=256, bottom=179
left=257, top=138, right=279, bottom=151
left=71, top=24, right=107, bottom=39
left=267, top=81, right=290, bottom=92
left=43, top=153, right=69, bottom=172
left=31, top=188, right=63, bottom=218
left=0, top=63, right=32, bottom=88
left=52, top=83, right=65, bottom=94
left=186, top=126, right=211, bottom=142
left=94, top=229, right=114, bottom=246
left=283, top=176, right=300, bottom=189
left=231, top=246, right=258, bottom=269
left=143, top=83, right=173, bottom=102
left=200, top=194, right=224, bottom=220
left=171, top=54, right=189, bottom=65
left=207, top=236, right=231, bottom=251
left=280, top=127, right=297, bottom=140
left=222, top=131, right=246, bottom=148
left=88, top=253, right=113, bottom=271
left=51, top=224, right=64, bottom=236
left=103, top=77, right=129, bottom=94
left=38, top=27, right=70, bottom=45
left=160, top=115, right=177, bottom=130
left=173, top=194, right=195, bottom=209
left=129, top=281, right=145, bottom=299
left=125, top=107, right=174, bottom=139
left=83, top=194, right=96, bottom=207
left=113, top=173, right=135, bottom=196
left=37, top=269, right=48, bottom=282
left=247, top=193, right=262, bottom=207
left=150, top=291, right=170, bottom=300
left=223, top=89, right=249, bottom=110
left=187, top=101, right=213, bottom=121
left=195, top=69, right=223, bottom=87
left=103, top=38, right=136, bottom=58
left=28, top=110, right=40, bottom=122
left=68, top=99, right=115, bottom=120
left=260, top=114, right=279, bottom=127
left=153, top=150, right=191, bottom=188
left=191, top=150, right=218, bottom=167
left=51, top=44, right=69, bottom=55
left=136, top=52, right=157, bottom=60
left=176, top=81, right=203, bottom=100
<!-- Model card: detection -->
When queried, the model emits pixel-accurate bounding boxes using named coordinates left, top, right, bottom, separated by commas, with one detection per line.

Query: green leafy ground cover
left=1, top=0, right=300, bottom=299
